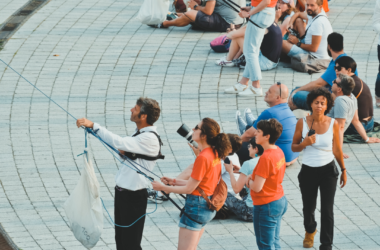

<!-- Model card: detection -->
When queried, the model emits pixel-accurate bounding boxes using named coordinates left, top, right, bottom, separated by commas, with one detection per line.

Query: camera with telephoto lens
left=177, top=124, right=198, bottom=148
left=288, top=28, right=300, bottom=39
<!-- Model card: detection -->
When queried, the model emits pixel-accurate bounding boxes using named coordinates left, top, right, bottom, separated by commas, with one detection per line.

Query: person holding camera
left=152, top=118, right=231, bottom=250
left=291, top=88, right=346, bottom=250
left=223, top=0, right=278, bottom=97
left=76, top=97, right=162, bottom=250
left=282, top=0, right=332, bottom=61
left=223, top=138, right=264, bottom=222
left=246, top=119, right=288, bottom=249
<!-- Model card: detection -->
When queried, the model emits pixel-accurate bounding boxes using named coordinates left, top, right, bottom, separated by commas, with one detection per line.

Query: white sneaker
left=224, top=83, right=248, bottom=94
left=215, top=56, right=235, bottom=67
left=238, top=86, right=263, bottom=97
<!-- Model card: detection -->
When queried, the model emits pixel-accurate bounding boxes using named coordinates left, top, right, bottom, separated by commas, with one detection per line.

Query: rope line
left=0, top=58, right=197, bottom=226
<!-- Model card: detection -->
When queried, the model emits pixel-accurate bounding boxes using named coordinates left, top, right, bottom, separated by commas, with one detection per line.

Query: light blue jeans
left=253, top=196, right=288, bottom=250
left=243, top=7, right=276, bottom=81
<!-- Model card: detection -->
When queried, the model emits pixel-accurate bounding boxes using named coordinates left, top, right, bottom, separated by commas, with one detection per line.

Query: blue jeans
left=376, top=45, right=380, bottom=98
left=243, top=7, right=275, bottom=81
left=178, top=194, right=216, bottom=231
left=290, top=87, right=310, bottom=110
left=253, top=196, right=288, bottom=250
left=344, top=117, right=374, bottom=135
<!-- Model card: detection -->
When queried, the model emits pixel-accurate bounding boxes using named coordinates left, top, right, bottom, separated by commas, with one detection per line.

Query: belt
left=360, top=116, right=373, bottom=124
left=115, top=186, right=145, bottom=192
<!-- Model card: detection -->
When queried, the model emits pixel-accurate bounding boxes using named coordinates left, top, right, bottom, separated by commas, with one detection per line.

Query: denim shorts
left=178, top=194, right=216, bottom=231
left=287, top=38, right=309, bottom=58
left=290, top=87, right=310, bottom=110
left=259, top=51, right=278, bottom=71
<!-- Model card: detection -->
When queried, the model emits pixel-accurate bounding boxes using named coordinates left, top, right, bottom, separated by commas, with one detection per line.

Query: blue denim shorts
left=178, top=194, right=216, bottom=231
left=287, top=38, right=309, bottom=58
left=290, top=87, right=310, bottom=110
left=259, top=51, right=278, bottom=71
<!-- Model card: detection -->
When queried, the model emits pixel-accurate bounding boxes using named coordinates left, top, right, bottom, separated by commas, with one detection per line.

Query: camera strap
left=221, top=0, right=264, bottom=29
left=122, top=131, right=165, bottom=161
left=300, top=14, right=326, bottom=40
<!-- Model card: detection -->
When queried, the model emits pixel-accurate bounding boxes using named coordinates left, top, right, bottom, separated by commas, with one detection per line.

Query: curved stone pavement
left=0, top=0, right=380, bottom=249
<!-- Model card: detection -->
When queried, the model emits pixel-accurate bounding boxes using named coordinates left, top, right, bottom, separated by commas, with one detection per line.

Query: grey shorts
left=190, top=11, right=231, bottom=32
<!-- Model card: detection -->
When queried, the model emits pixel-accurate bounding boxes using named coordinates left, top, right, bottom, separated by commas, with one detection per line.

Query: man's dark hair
left=227, top=134, right=242, bottom=154
left=327, top=32, right=344, bottom=52
left=249, top=137, right=264, bottom=156
left=335, top=56, right=357, bottom=73
left=306, top=88, right=334, bottom=115
left=256, top=119, right=283, bottom=145
left=338, top=74, right=355, bottom=95
left=136, top=97, right=161, bottom=125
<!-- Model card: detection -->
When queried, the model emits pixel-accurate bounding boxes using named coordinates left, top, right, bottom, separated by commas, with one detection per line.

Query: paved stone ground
left=0, top=0, right=380, bottom=249
left=0, top=0, right=29, bottom=25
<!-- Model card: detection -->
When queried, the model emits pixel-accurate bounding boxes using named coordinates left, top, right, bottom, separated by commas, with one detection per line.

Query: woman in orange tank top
left=152, top=118, right=231, bottom=250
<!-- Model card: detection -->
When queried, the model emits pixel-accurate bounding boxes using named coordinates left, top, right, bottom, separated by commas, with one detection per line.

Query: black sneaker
left=148, top=23, right=166, bottom=28
left=147, top=189, right=168, bottom=203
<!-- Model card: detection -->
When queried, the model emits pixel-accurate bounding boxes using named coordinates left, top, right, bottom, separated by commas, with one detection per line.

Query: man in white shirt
left=76, top=97, right=162, bottom=250
left=282, top=0, right=332, bottom=60
left=373, top=0, right=380, bottom=106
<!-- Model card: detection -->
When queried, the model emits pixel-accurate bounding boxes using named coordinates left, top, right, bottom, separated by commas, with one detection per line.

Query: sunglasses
left=333, top=80, right=342, bottom=88
left=277, top=82, right=281, bottom=98
left=334, top=66, right=343, bottom=71
left=194, top=124, right=200, bottom=130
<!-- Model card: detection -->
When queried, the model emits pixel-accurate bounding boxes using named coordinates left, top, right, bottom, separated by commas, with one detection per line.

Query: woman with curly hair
left=152, top=118, right=231, bottom=250
left=291, top=88, right=347, bottom=250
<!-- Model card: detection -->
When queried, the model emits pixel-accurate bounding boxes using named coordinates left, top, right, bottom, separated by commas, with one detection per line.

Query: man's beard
left=307, top=9, right=318, bottom=17
left=327, top=48, right=332, bottom=57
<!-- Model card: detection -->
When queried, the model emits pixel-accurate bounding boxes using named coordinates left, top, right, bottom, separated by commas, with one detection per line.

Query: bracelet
left=365, top=137, right=369, bottom=143
left=341, top=168, right=346, bottom=172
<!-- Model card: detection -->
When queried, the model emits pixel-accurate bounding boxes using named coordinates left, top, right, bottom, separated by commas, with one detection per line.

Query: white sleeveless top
left=301, top=117, right=335, bottom=167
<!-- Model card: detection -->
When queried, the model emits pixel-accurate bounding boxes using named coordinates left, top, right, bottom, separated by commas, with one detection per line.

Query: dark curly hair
left=200, top=118, right=231, bottom=159
left=306, top=88, right=334, bottom=115
left=136, top=97, right=161, bottom=125
left=256, top=119, right=283, bottom=145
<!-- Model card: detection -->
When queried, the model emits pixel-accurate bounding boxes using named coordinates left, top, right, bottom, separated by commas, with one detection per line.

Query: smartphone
left=224, top=157, right=230, bottom=164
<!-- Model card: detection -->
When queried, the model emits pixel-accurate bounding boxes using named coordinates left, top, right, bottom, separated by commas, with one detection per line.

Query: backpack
left=210, top=35, right=231, bottom=53
left=291, top=54, right=330, bottom=74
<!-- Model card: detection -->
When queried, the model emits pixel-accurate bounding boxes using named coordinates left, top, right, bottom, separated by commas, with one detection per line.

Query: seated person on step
left=235, top=83, right=299, bottom=166
left=150, top=0, right=243, bottom=32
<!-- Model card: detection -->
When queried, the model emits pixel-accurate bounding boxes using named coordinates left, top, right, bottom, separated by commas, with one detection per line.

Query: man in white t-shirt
left=282, top=0, right=332, bottom=60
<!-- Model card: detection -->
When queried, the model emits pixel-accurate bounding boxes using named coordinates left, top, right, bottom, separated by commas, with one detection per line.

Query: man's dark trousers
left=114, top=187, right=148, bottom=250
left=298, top=161, right=338, bottom=250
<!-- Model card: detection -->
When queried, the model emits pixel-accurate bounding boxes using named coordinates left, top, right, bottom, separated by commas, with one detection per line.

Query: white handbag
left=136, top=0, right=170, bottom=25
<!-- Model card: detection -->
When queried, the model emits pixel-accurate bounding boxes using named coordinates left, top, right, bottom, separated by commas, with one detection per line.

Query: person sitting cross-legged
left=223, top=138, right=264, bottom=222
left=282, top=0, right=332, bottom=63
left=218, top=23, right=283, bottom=73
left=288, top=32, right=358, bottom=111
left=328, top=74, right=380, bottom=155
left=235, top=83, right=299, bottom=166
left=150, top=0, right=243, bottom=32
left=333, top=56, right=375, bottom=135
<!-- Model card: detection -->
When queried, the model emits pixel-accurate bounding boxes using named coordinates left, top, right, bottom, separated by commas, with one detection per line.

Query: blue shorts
left=179, top=194, right=216, bottom=231
left=290, top=87, right=310, bottom=110
left=287, top=38, right=309, bottom=58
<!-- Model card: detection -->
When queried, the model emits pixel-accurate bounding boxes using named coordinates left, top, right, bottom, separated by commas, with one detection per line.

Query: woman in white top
left=291, top=88, right=346, bottom=250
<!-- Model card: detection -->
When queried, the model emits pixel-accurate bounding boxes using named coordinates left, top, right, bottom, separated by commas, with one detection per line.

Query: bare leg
left=294, top=17, right=306, bottom=37
left=233, top=48, right=243, bottom=60
left=194, top=228, right=205, bottom=250
left=226, top=39, right=240, bottom=61
left=176, top=163, right=194, bottom=180
left=163, top=10, right=197, bottom=27
left=282, top=40, right=295, bottom=55
left=229, top=37, right=244, bottom=60
left=178, top=228, right=201, bottom=250
left=239, top=77, right=249, bottom=86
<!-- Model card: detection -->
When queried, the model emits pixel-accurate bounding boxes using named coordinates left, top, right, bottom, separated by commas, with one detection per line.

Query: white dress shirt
left=93, top=123, right=160, bottom=191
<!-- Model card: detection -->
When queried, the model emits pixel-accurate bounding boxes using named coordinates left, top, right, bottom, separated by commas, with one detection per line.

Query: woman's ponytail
left=201, top=118, right=231, bottom=159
